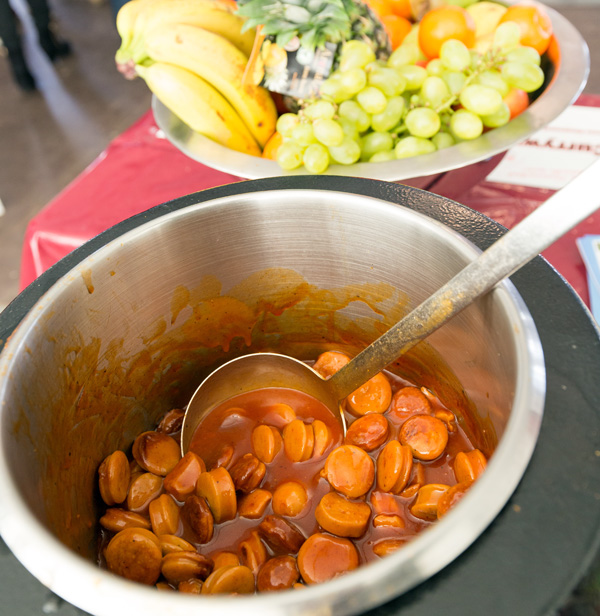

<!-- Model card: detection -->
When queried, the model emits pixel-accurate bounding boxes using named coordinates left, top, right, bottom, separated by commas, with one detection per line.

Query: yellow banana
left=116, top=0, right=149, bottom=50
left=128, top=0, right=255, bottom=61
left=137, top=62, right=261, bottom=156
left=143, top=24, right=276, bottom=148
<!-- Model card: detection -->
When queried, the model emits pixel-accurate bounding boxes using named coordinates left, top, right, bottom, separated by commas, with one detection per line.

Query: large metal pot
left=0, top=176, right=572, bottom=616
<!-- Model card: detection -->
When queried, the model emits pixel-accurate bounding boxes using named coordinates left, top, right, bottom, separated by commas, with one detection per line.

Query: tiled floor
left=0, top=0, right=599, bottom=312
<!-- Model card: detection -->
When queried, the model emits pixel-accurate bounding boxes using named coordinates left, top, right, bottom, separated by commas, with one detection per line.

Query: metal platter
left=1, top=175, right=599, bottom=614
left=152, top=3, right=589, bottom=181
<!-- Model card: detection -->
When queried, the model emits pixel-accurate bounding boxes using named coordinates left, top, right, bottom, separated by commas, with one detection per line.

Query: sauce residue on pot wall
left=8, top=267, right=495, bottom=559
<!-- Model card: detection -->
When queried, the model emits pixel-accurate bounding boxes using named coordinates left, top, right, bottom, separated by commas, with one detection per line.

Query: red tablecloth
left=20, top=95, right=600, bottom=308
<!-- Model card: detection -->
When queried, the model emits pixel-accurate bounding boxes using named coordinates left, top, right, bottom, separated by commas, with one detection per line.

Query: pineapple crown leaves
left=236, top=0, right=360, bottom=51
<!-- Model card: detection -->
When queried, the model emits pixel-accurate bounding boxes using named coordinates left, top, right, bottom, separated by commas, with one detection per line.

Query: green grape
left=313, top=118, right=345, bottom=147
left=371, top=96, right=405, bottom=132
left=395, top=136, right=436, bottom=158
left=459, top=84, right=503, bottom=116
left=432, top=131, right=455, bottom=149
left=328, top=137, right=361, bottom=165
left=360, top=131, right=394, bottom=161
left=481, top=102, right=511, bottom=128
left=276, top=113, right=299, bottom=138
left=388, top=44, right=421, bottom=68
left=370, top=150, right=397, bottom=162
left=426, top=58, right=445, bottom=77
left=338, top=117, right=360, bottom=140
left=450, top=109, right=483, bottom=140
left=474, top=69, right=510, bottom=97
left=319, top=73, right=351, bottom=103
left=276, top=141, right=304, bottom=170
left=339, top=40, right=376, bottom=71
left=421, top=76, right=451, bottom=108
left=501, top=61, right=545, bottom=92
left=303, top=100, right=336, bottom=121
left=365, top=59, right=386, bottom=72
left=469, top=50, right=483, bottom=71
left=368, top=67, right=407, bottom=97
left=405, top=107, right=441, bottom=139
left=340, top=68, right=368, bottom=97
left=338, top=100, right=371, bottom=132
left=303, top=143, right=330, bottom=174
left=291, top=122, right=318, bottom=146
left=505, top=46, right=541, bottom=66
left=396, top=65, right=428, bottom=91
left=440, top=39, right=471, bottom=72
left=493, top=22, right=521, bottom=51
left=442, top=71, right=467, bottom=96
left=445, top=0, right=477, bottom=7
left=356, top=86, right=388, bottom=114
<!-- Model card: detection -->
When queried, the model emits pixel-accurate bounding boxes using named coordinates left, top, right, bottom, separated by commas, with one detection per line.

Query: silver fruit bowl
left=152, top=2, right=589, bottom=181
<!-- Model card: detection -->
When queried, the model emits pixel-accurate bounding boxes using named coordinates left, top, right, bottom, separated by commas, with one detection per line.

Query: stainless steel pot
left=0, top=181, right=545, bottom=616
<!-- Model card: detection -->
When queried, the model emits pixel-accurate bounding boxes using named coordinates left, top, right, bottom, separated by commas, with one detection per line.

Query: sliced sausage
left=272, top=481, right=308, bottom=518
left=410, top=483, right=450, bottom=520
left=257, top=556, right=300, bottom=592
left=126, top=472, right=163, bottom=513
left=376, top=440, right=413, bottom=494
left=313, top=351, right=351, bottom=379
left=196, top=467, right=237, bottom=523
left=252, top=424, right=283, bottom=463
left=297, top=533, right=359, bottom=585
left=229, top=453, right=266, bottom=494
left=437, top=481, right=473, bottom=518
left=100, top=508, right=151, bottom=533
left=389, top=386, right=432, bottom=422
left=399, top=414, right=448, bottom=461
left=283, top=420, right=314, bottom=462
left=161, top=551, right=213, bottom=585
left=238, top=530, right=268, bottom=575
left=105, top=528, right=162, bottom=585
left=163, top=452, right=206, bottom=501
left=258, top=515, right=305, bottom=554
left=346, top=372, right=392, bottom=416
left=345, top=414, right=389, bottom=452
left=181, top=494, right=214, bottom=544
left=315, top=492, right=370, bottom=538
left=454, top=449, right=487, bottom=483
left=201, top=565, right=255, bottom=595
left=238, top=488, right=272, bottom=519
left=149, top=493, right=181, bottom=536
left=323, top=445, right=375, bottom=498
left=132, top=431, right=181, bottom=476
left=98, top=450, right=130, bottom=506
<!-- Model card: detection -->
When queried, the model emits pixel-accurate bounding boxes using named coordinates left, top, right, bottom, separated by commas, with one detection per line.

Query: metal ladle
left=180, top=158, right=600, bottom=452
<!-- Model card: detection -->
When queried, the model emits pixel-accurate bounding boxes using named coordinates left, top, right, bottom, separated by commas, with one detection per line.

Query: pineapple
left=236, top=0, right=391, bottom=99
left=237, top=0, right=390, bottom=62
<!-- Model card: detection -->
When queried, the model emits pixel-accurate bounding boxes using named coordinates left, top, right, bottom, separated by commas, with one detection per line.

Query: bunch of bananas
left=116, top=0, right=277, bottom=156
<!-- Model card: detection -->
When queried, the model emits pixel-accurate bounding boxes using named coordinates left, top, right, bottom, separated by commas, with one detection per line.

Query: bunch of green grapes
left=275, top=22, right=545, bottom=174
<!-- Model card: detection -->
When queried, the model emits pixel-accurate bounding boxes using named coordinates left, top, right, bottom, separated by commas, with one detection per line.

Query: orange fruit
left=498, top=4, right=553, bottom=55
left=261, top=131, right=283, bottom=160
left=381, top=14, right=413, bottom=49
left=365, top=0, right=393, bottom=18
left=503, top=88, right=529, bottom=119
left=418, top=5, right=476, bottom=59
left=388, top=0, right=412, bottom=19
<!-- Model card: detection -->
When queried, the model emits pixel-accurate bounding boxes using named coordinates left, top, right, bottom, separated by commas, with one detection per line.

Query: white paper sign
left=486, top=105, right=600, bottom=190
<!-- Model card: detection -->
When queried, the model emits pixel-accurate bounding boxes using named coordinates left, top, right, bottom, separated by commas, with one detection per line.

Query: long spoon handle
left=329, top=158, right=600, bottom=400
